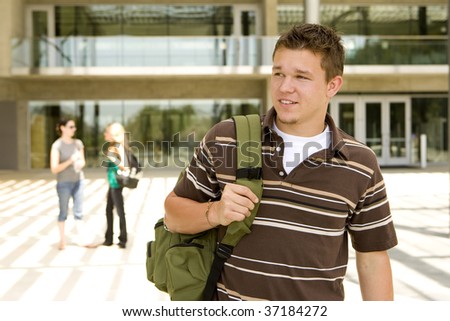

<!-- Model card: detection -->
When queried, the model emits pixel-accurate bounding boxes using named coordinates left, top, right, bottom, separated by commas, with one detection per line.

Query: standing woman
left=103, top=122, right=128, bottom=249
left=50, top=118, right=86, bottom=250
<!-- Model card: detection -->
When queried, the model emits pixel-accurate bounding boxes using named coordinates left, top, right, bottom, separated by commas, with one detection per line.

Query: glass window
left=277, top=5, right=304, bottom=33
left=338, top=103, right=355, bottom=137
left=365, top=102, right=382, bottom=157
left=412, top=97, right=448, bottom=163
left=55, top=5, right=233, bottom=37
left=29, top=99, right=261, bottom=169
left=32, top=11, right=49, bottom=67
left=277, top=5, right=447, bottom=36
left=389, top=102, right=406, bottom=158
left=30, top=101, right=77, bottom=168
left=320, top=5, right=447, bottom=36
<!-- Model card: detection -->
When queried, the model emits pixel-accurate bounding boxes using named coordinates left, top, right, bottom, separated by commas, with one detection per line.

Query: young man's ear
left=327, top=76, right=343, bottom=98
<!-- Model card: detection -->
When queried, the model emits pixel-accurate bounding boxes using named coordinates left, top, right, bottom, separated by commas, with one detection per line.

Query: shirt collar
left=262, top=107, right=350, bottom=160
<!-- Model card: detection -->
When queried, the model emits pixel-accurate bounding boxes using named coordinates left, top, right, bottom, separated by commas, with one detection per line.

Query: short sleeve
left=75, top=139, right=84, bottom=150
left=51, top=140, right=60, bottom=152
left=173, top=124, right=223, bottom=204
left=348, top=164, right=398, bottom=252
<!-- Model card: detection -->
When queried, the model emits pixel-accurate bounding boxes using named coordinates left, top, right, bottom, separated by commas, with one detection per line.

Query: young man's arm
left=164, top=183, right=258, bottom=234
left=356, top=250, right=394, bottom=300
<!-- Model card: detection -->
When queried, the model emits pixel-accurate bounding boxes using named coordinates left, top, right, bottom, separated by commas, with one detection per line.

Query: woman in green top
left=103, top=123, right=128, bottom=249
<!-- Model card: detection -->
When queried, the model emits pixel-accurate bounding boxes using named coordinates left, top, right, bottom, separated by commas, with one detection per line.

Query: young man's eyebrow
left=272, top=66, right=313, bottom=76
left=294, top=68, right=313, bottom=75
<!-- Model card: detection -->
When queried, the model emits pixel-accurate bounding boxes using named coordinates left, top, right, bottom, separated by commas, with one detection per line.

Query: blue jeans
left=56, top=180, right=84, bottom=222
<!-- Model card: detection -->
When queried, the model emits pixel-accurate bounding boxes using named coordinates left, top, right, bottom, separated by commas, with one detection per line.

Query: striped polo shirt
left=173, top=107, right=398, bottom=301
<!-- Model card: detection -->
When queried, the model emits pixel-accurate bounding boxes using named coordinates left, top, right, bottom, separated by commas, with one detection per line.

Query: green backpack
left=146, top=114, right=263, bottom=300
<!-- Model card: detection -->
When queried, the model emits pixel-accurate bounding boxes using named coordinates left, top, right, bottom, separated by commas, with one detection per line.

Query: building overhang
left=10, top=66, right=271, bottom=78
left=11, top=64, right=447, bottom=77
left=6, top=64, right=448, bottom=100
left=342, top=65, right=448, bottom=92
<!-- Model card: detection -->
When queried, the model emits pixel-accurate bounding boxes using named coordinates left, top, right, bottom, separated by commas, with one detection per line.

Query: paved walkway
left=0, top=166, right=449, bottom=302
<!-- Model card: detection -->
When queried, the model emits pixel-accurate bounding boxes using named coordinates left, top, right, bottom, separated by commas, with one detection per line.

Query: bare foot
left=58, top=242, right=65, bottom=250
left=84, top=243, right=99, bottom=249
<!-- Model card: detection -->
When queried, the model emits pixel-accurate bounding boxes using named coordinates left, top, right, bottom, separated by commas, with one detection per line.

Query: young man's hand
left=208, top=183, right=259, bottom=227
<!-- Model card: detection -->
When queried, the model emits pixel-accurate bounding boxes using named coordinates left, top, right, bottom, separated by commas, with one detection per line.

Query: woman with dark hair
left=50, top=118, right=86, bottom=250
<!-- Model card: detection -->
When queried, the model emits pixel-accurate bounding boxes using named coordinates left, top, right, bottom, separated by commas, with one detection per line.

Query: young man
left=164, top=24, right=397, bottom=301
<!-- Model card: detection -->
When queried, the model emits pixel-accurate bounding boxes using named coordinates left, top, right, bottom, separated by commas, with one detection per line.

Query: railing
left=11, top=35, right=447, bottom=71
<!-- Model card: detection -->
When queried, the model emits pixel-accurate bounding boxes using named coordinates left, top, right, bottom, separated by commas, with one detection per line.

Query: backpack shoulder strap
left=203, top=114, right=263, bottom=300
left=220, top=114, right=263, bottom=247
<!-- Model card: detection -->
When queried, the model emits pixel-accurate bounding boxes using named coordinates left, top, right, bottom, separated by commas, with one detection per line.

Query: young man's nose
left=279, top=77, right=295, bottom=93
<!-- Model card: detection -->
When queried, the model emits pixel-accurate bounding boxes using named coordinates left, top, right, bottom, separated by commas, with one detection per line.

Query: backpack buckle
left=216, top=243, right=233, bottom=260
left=236, top=167, right=262, bottom=180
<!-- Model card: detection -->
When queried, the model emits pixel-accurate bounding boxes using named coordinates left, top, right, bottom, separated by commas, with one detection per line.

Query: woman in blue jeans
left=50, top=118, right=86, bottom=250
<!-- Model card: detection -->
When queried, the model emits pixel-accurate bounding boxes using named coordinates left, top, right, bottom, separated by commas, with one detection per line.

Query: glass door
left=386, top=100, right=411, bottom=165
left=365, top=102, right=383, bottom=158
left=232, top=5, right=262, bottom=65
left=331, top=95, right=411, bottom=166
left=365, top=97, right=411, bottom=166
left=26, top=6, right=55, bottom=68
left=338, top=103, right=356, bottom=137
left=329, top=97, right=364, bottom=142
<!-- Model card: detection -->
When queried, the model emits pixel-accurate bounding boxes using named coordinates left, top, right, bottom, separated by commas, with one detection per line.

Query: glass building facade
left=2, top=0, right=448, bottom=170
left=14, top=4, right=447, bottom=69
left=279, top=5, right=447, bottom=36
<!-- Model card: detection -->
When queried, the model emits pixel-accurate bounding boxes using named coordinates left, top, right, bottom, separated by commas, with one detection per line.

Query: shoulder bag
left=115, top=150, right=141, bottom=189
left=146, top=114, right=263, bottom=300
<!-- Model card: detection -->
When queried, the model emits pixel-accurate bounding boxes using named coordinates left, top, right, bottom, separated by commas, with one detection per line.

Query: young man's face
left=270, top=47, right=342, bottom=136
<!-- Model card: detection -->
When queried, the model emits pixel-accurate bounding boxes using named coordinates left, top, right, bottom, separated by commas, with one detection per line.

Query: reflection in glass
left=365, top=103, right=382, bottom=157
left=412, top=97, right=448, bottom=163
left=32, top=11, right=48, bottom=67
left=390, top=102, right=406, bottom=158
left=279, top=5, right=447, bottom=36
left=338, top=103, right=355, bottom=137
left=55, top=5, right=233, bottom=37
left=240, top=11, right=256, bottom=36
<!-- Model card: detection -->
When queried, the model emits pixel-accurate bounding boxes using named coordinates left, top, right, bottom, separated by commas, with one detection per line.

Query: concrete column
left=0, top=101, right=19, bottom=169
left=304, top=0, right=321, bottom=24
left=17, top=101, right=29, bottom=170
left=0, top=0, right=25, bottom=76
left=0, top=100, right=29, bottom=170
left=263, top=0, right=278, bottom=36
left=420, top=134, right=427, bottom=168
left=0, top=0, right=25, bottom=170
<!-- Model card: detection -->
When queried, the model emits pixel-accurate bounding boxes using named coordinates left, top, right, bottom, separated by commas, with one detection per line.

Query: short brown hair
left=273, top=24, right=345, bottom=82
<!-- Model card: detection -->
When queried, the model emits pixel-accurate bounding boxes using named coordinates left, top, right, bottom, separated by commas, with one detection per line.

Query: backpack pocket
left=165, top=230, right=217, bottom=300
left=146, top=218, right=218, bottom=300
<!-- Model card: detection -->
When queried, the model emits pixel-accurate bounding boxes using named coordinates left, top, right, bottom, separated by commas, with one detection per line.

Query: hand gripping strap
left=203, top=115, right=263, bottom=300
left=221, top=114, right=263, bottom=247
